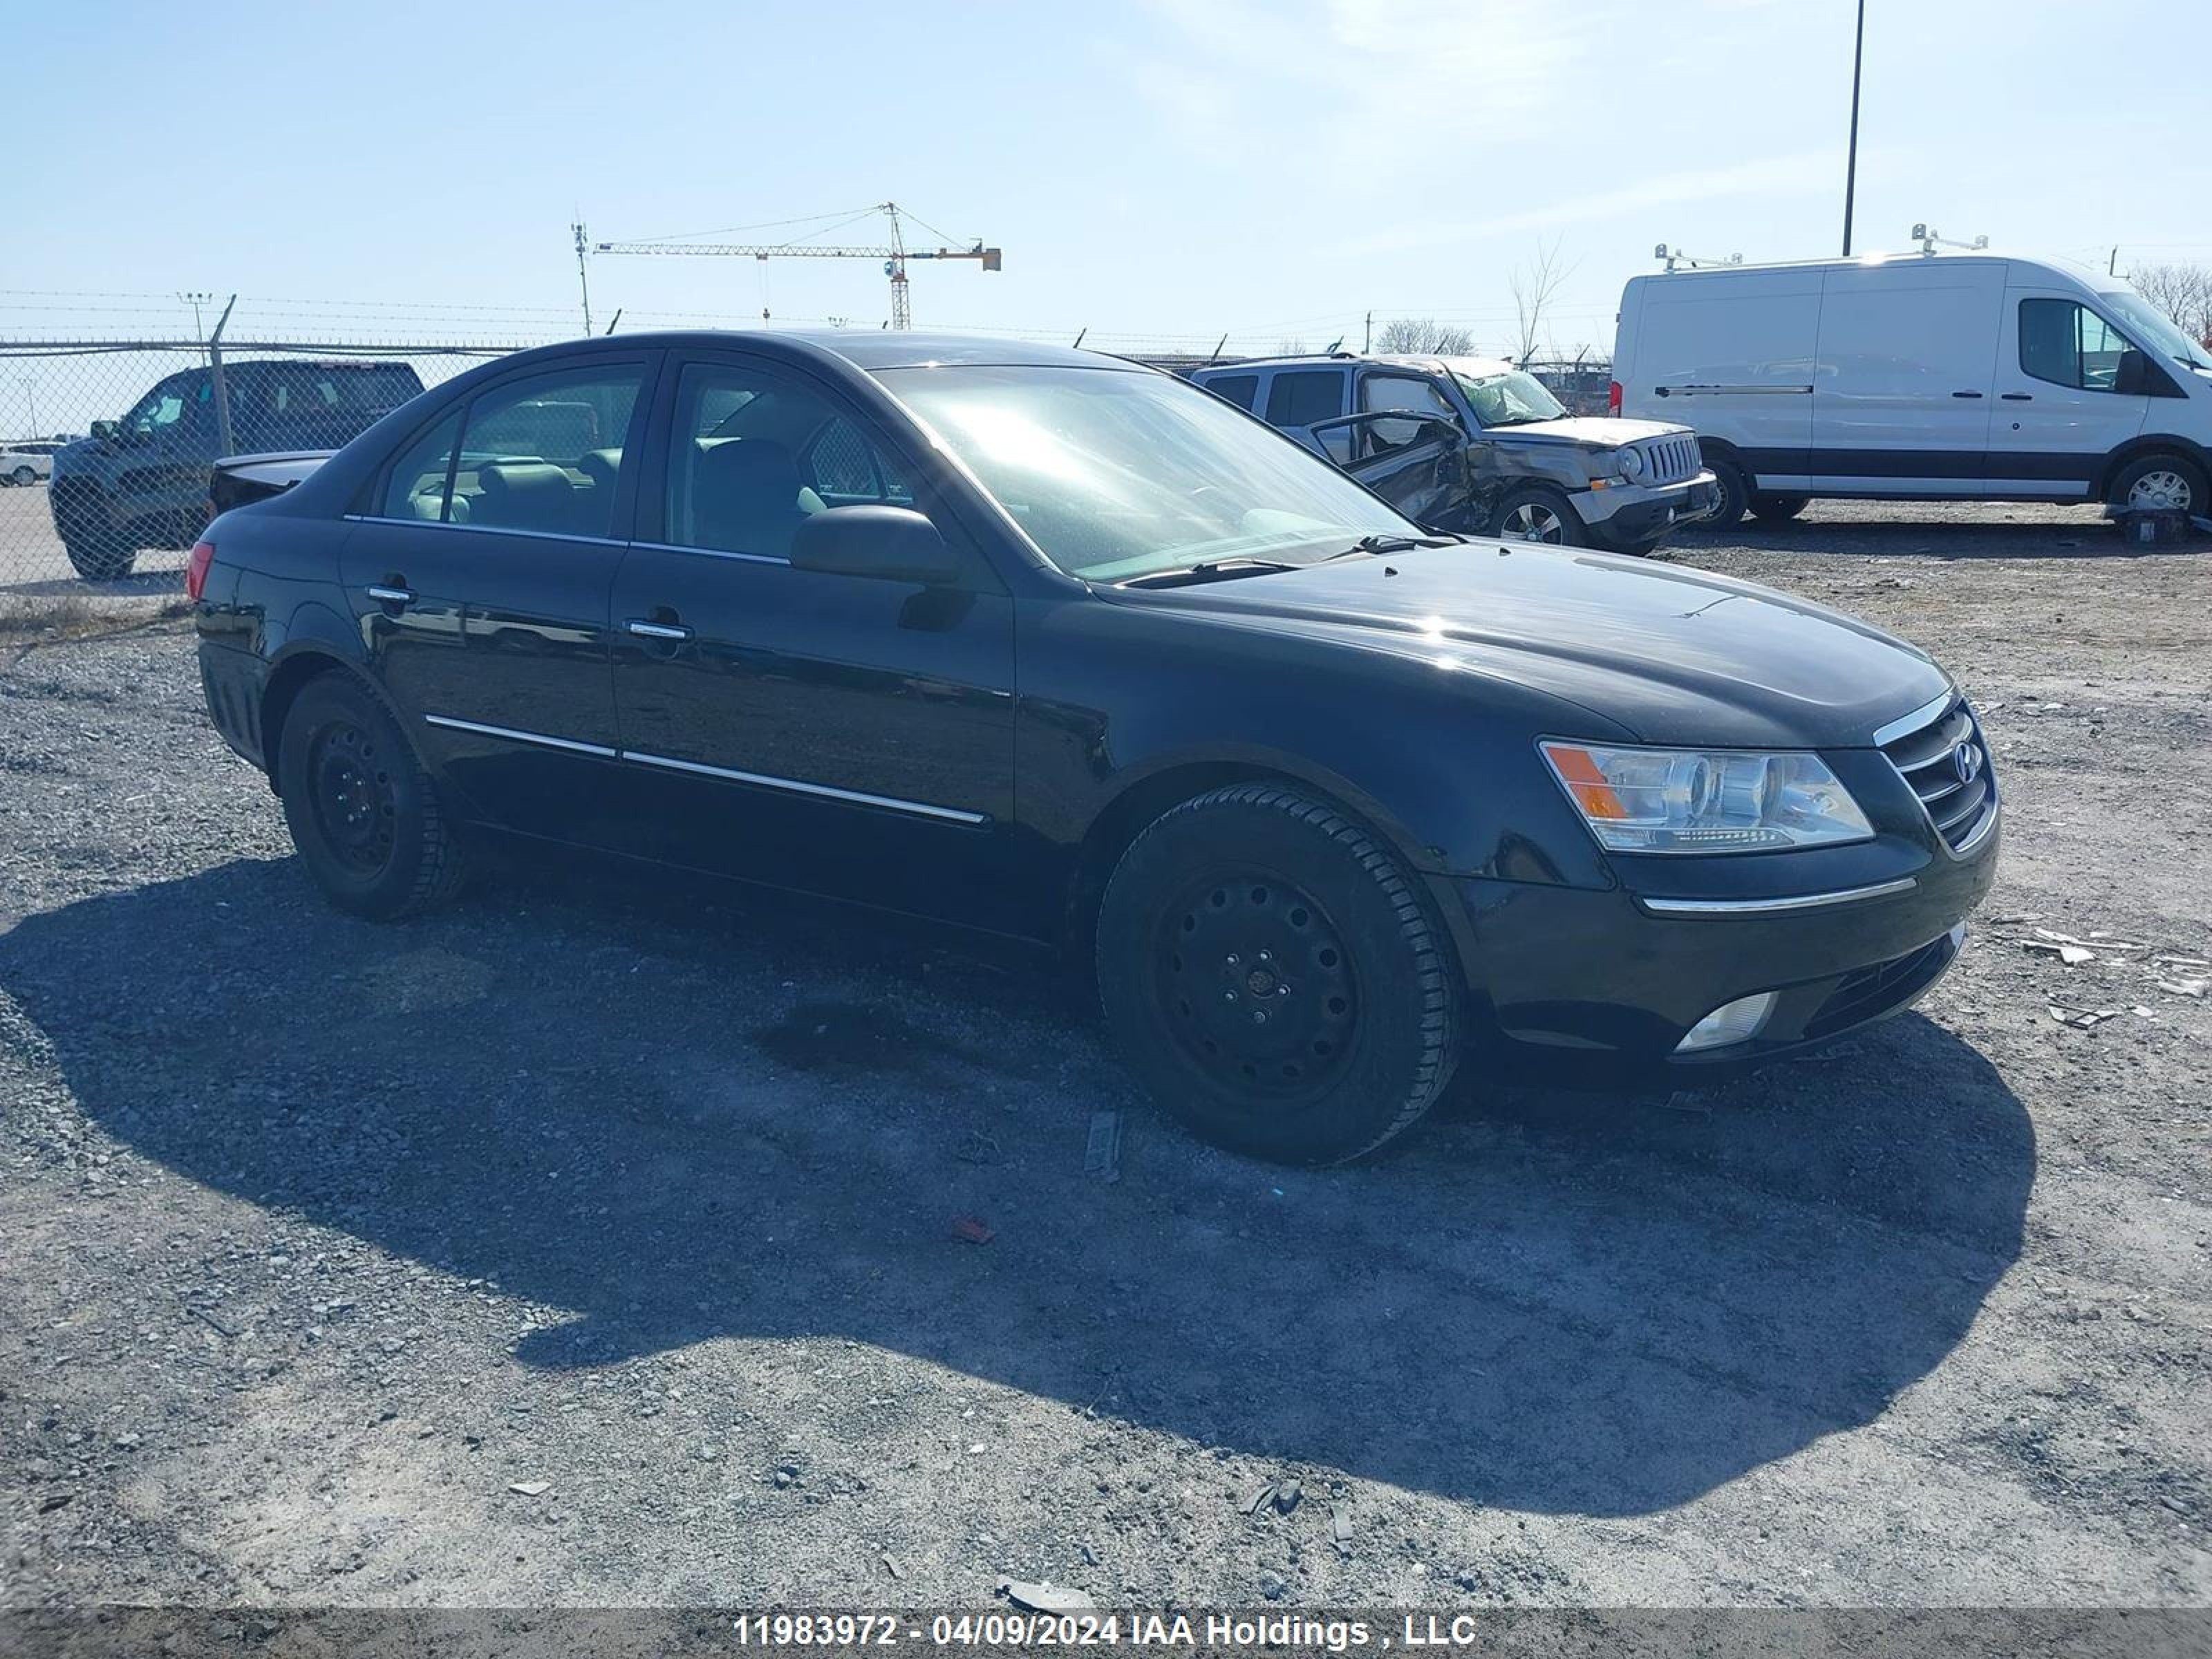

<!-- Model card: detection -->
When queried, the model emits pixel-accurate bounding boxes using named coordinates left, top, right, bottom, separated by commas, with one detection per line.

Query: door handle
left=1951, top=390, right=1985, bottom=399
left=2001, top=393, right=2033, bottom=402
left=625, top=618, right=693, bottom=641
left=366, top=583, right=414, bottom=606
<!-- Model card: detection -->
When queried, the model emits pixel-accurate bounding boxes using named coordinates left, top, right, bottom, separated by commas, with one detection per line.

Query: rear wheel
left=2108, top=453, right=2206, bottom=517
left=8, top=466, right=33, bottom=488
left=1096, top=785, right=1458, bottom=1164
left=1749, top=492, right=1809, bottom=523
left=1696, top=454, right=1750, bottom=531
left=276, top=675, right=469, bottom=920
left=1491, top=485, right=1586, bottom=547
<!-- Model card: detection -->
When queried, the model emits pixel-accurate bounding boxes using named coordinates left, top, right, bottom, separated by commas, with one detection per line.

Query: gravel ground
left=1, top=501, right=2209, bottom=1611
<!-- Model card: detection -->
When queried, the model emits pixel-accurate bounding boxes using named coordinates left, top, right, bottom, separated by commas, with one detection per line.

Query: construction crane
left=592, top=202, right=1001, bottom=330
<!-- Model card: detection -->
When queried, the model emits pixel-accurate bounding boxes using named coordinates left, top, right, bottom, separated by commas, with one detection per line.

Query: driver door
left=607, top=350, right=1020, bottom=931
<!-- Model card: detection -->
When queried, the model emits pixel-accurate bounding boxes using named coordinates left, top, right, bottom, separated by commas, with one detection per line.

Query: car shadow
left=0, top=853, right=2034, bottom=1519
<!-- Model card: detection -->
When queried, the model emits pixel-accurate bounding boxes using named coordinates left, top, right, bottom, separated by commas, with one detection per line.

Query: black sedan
left=190, top=331, right=1998, bottom=1163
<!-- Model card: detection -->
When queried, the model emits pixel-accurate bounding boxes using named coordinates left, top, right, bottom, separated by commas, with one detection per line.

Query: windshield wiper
left=1119, top=557, right=1304, bottom=589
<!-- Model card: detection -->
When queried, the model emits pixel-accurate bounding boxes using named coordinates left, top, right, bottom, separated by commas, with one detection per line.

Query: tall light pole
left=1841, top=0, right=1866, bottom=256
left=20, top=377, right=37, bottom=439
left=178, top=290, right=214, bottom=364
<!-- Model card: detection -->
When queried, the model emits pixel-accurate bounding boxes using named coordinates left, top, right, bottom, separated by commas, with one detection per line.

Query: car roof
left=1197, top=352, right=1517, bottom=377
left=461, top=329, right=1143, bottom=375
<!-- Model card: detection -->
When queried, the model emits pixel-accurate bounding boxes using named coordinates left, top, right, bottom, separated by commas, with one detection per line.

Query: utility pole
left=20, top=378, right=37, bottom=439
left=1841, top=0, right=1865, bottom=256
left=178, top=290, right=214, bottom=364
left=572, top=222, right=594, bottom=335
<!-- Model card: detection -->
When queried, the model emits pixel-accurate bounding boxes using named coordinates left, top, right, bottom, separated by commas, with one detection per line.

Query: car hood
left=1488, top=415, right=1689, bottom=447
left=1100, top=543, right=1950, bottom=749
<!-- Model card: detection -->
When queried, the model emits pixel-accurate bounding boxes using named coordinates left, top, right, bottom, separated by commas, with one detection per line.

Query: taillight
left=185, top=539, right=215, bottom=601
left=1608, top=379, right=1623, bottom=415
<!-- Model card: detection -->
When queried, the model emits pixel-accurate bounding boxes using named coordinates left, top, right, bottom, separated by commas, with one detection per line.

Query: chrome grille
left=1638, top=433, right=1703, bottom=485
left=1879, top=696, right=1996, bottom=851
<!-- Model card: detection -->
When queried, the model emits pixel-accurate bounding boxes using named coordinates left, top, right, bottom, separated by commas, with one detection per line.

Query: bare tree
left=1372, top=317, right=1474, bottom=354
left=1510, top=236, right=1576, bottom=365
left=2130, top=261, right=2212, bottom=347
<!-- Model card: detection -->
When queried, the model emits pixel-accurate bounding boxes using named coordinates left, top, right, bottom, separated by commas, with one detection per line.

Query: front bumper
left=1431, top=804, right=1999, bottom=1087
left=1580, top=471, right=1721, bottom=546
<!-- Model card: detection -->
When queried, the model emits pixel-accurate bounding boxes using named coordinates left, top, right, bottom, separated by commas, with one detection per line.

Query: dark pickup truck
left=50, top=358, right=422, bottom=579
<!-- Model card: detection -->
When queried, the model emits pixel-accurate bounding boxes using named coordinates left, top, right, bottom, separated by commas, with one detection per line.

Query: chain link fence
left=0, top=337, right=547, bottom=619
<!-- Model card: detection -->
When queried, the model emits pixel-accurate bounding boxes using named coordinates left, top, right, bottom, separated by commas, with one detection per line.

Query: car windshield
left=2101, top=290, right=2212, bottom=373
left=1449, top=366, right=1566, bottom=427
left=876, top=364, right=1421, bottom=582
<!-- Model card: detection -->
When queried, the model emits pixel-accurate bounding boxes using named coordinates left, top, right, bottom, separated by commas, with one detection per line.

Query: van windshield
left=2103, top=291, right=2212, bottom=373
left=1448, top=366, right=1566, bottom=427
left=877, top=364, right=1421, bottom=583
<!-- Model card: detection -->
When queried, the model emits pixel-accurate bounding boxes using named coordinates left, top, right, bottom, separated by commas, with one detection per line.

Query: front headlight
left=1612, top=445, right=1647, bottom=482
left=1539, top=741, right=1875, bottom=854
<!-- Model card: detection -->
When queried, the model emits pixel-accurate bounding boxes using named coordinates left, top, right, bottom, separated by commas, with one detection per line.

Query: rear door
left=1811, top=261, right=2004, bottom=494
left=1989, top=288, right=2152, bottom=497
left=1635, top=270, right=1819, bottom=490
left=342, top=354, right=655, bottom=841
left=606, top=349, right=1019, bottom=930
left=1259, top=366, right=1353, bottom=458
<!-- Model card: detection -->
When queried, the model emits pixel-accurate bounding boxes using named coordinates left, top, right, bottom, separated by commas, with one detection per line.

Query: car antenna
left=603, top=309, right=622, bottom=335
left=1072, top=327, right=1087, bottom=349
left=1206, top=332, right=1228, bottom=366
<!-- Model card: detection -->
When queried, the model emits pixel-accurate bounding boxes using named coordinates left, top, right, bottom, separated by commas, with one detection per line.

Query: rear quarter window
left=1203, top=373, right=1259, bottom=411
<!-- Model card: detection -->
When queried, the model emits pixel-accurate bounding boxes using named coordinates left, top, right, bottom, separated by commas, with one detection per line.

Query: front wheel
left=1490, top=486, right=1586, bottom=547
left=62, top=528, right=138, bottom=581
left=1096, top=785, right=1459, bottom=1164
left=276, top=675, right=470, bottom=920
left=8, top=466, right=35, bottom=488
left=2108, top=453, right=2206, bottom=518
left=1695, top=455, right=1750, bottom=531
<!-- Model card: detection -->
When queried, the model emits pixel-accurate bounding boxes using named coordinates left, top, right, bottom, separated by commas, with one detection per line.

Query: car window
left=2019, top=299, right=2133, bottom=391
left=124, top=376, right=198, bottom=435
left=441, top=366, right=643, bottom=538
left=664, top=361, right=912, bottom=561
left=1358, top=373, right=1456, bottom=457
left=1204, top=373, right=1259, bottom=411
left=378, top=407, right=465, bottom=521
left=1263, top=370, right=1345, bottom=429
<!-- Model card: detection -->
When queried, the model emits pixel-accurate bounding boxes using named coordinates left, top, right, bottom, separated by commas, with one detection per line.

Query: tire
left=275, top=674, right=470, bottom=921
left=8, top=466, right=34, bottom=488
left=2107, top=453, right=2207, bottom=518
left=1490, top=485, right=1586, bottom=547
left=1749, top=492, right=1809, bottom=523
left=1096, top=784, right=1459, bottom=1165
left=1696, top=454, right=1750, bottom=531
left=62, top=529, right=138, bottom=581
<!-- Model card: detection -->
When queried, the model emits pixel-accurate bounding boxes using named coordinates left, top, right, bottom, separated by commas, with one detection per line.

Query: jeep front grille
left=1638, top=434, right=1703, bottom=485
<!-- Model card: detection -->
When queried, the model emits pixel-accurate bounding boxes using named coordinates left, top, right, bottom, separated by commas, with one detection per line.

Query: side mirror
left=2114, top=349, right=2149, bottom=396
left=89, top=419, right=118, bottom=442
left=789, top=505, right=959, bottom=586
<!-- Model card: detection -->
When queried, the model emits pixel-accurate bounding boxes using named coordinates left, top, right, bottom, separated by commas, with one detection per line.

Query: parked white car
left=1612, top=250, right=2212, bottom=525
left=0, top=440, right=63, bottom=487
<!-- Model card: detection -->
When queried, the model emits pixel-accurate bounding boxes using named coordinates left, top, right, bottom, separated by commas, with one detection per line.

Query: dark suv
left=50, top=359, right=422, bottom=579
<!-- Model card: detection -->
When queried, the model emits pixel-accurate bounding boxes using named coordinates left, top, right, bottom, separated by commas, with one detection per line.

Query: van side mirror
left=2114, top=349, right=2150, bottom=397
left=789, top=505, right=960, bottom=586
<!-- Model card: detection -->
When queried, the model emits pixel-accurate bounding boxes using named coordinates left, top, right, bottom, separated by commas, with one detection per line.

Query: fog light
left=1675, top=991, right=1778, bottom=1053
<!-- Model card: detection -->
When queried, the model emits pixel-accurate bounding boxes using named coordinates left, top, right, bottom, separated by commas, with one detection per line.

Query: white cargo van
left=1612, top=251, right=2212, bottom=526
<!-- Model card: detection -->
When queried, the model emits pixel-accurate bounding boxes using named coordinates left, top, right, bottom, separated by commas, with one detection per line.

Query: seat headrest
left=698, top=440, right=801, bottom=507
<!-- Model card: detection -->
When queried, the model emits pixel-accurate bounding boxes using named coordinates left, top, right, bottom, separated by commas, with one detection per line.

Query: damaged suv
left=1194, top=352, right=1717, bottom=554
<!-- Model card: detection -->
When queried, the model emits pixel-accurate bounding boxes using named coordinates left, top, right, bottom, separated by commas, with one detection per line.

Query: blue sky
left=6, top=0, right=2209, bottom=358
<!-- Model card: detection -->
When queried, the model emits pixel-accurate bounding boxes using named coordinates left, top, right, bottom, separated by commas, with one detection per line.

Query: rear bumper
left=1582, top=473, right=1721, bottom=546
left=1433, top=805, right=1999, bottom=1087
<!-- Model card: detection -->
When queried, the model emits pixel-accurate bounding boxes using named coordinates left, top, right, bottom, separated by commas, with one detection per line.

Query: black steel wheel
left=276, top=673, right=469, bottom=919
left=1098, top=784, right=1458, bottom=1164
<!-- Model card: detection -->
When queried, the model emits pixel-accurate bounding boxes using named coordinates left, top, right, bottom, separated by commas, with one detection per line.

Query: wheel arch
left=1061, top=751, right=1455, bottom=973
left=2096, top=435, right=2212, bottom=500
left=257, top=646, right=417, bottom=789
